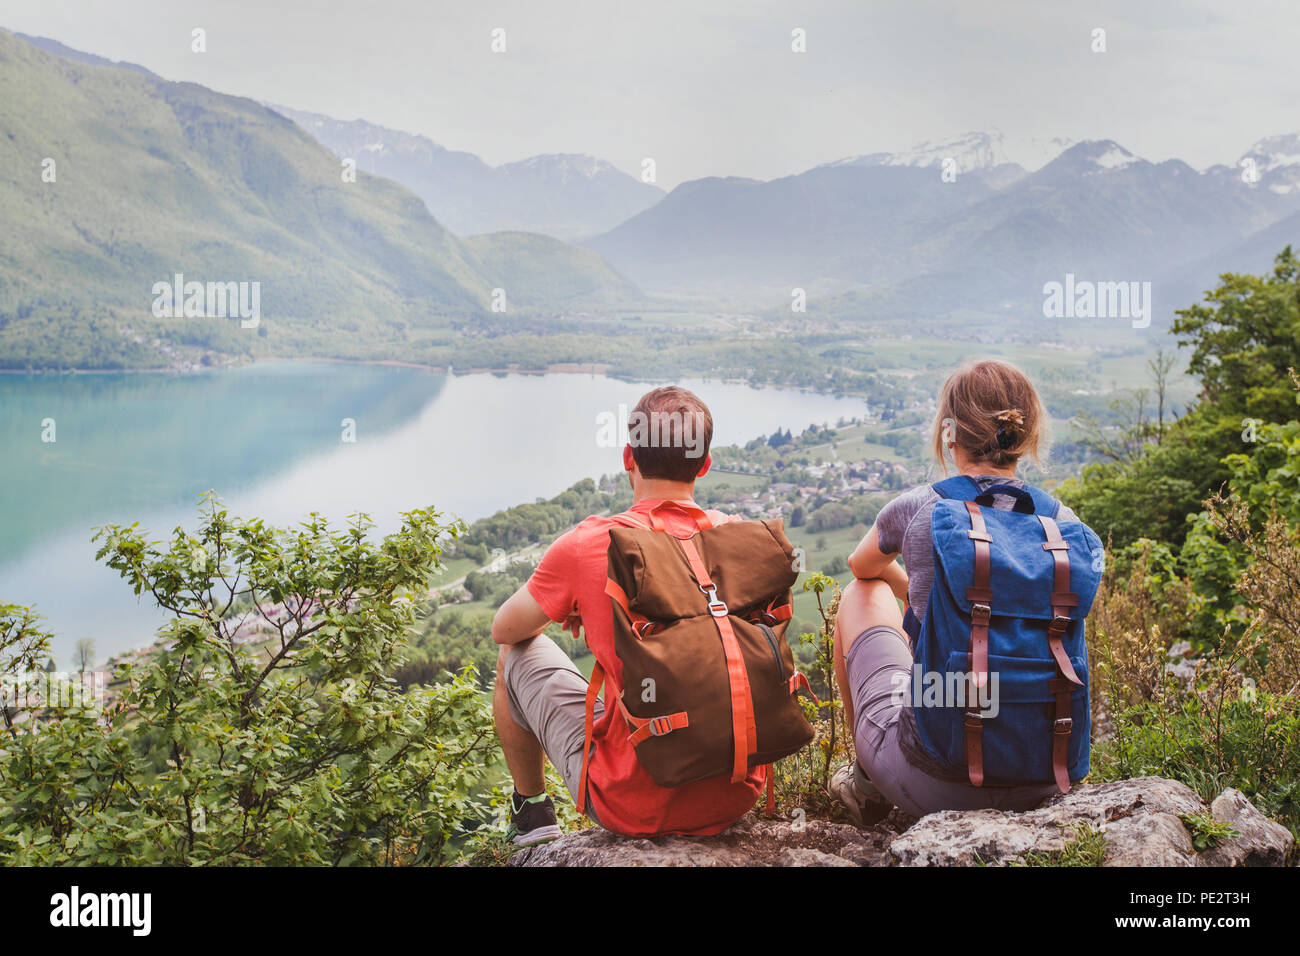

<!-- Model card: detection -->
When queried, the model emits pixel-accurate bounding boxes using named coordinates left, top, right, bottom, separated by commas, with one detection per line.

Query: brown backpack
left=577, top=502, right=816, bottom=814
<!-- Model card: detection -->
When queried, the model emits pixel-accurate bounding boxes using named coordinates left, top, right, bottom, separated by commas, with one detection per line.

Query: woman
left=830, top=359, right=1081, bottom=822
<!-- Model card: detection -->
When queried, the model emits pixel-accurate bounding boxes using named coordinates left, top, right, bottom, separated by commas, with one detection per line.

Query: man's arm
left=492, top=584, right=557, bottom=646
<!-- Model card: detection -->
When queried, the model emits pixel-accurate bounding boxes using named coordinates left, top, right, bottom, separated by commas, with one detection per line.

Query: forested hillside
left=0, top=29, right=639, bottom=370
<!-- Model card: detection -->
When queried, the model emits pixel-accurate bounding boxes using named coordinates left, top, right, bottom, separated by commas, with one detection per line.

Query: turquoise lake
left=0, top=362, right=869, bottom=666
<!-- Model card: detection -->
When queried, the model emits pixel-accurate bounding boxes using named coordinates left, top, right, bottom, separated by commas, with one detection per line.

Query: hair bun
left=993, top=409, right=1024, bottom=450
left=994, top=409, right=1026, bottom=428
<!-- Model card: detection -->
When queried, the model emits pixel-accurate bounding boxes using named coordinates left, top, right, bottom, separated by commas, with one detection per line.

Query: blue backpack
left=909, top=476, right=1103, bottom=792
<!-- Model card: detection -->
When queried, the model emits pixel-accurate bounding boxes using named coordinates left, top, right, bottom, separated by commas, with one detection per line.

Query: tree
left=1171, top=246, right=1300, bottom=421
left=73, top=638, right=95, bottom=675
left=1148, top=347, right=1179, bottom=441
left=1, top=604, right=53, bottom=737
left=1, top=496, right=496, bottom=865
left=1061, top=248, right=1300, bottom=551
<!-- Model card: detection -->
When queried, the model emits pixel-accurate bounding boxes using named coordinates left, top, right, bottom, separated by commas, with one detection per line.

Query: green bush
left=0, top=497, right=497, bottom=865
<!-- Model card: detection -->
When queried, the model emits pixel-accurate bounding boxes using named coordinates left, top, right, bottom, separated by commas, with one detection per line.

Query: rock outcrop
left=511, top=815, right=897, bottom=867
left=511, top=777, right=1293, bottom=867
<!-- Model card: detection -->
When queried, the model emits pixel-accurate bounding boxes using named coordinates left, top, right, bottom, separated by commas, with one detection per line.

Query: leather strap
left=678, top=536, right=756, bottom=783
left=1048, top=676, right=1074, bottom=795
left=764, top=764, right=776, bottom=815
left=964, top=710, right=984, bottom=787
left=963, top=501, right=992, bottom=788
left=1039, top=515, right=1083, bottom=793
left=576, top=660, right=604, bottom=815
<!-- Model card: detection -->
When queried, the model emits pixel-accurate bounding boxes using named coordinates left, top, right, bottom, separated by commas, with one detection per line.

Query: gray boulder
left=1197, top=788, right=1294, bottom=867
left=891, top=776, right=1206, bottom=866
left=511, top=777, right=1293, bottom=867
left=510, top=815, right=894, bottom=867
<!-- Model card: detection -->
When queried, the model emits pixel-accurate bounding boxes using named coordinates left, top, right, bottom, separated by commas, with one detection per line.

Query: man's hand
left=492, top=585, right=557, bottom=646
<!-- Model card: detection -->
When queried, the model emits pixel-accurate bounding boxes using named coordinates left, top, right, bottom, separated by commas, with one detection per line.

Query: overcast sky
left=2, top=0, right=1297, bottom=188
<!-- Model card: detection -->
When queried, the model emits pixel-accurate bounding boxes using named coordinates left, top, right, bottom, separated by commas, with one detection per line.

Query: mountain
left=586, top=133, right=1300, bottom=323
left=824, top=129, right=1075, bottom=176
left=1226, top=133, right=1300, bottom=196
left=15, top=31, right=157, bottom=77
left=824, top=129, right=1019, bottom=174
left=0, top=30, right=640, bottom=369
left=268, top=105, right=664, bottom=240
left=586, top=164, right=1011, bottom=294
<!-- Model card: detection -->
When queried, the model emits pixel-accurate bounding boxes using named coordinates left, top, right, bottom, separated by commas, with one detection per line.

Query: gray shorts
left=845, top=624, right=1057, bottom=817
left=503, top=635, right=604, bottom=820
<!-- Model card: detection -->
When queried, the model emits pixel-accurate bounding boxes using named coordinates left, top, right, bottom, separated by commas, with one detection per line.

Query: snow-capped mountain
left=1037, top=140, right=1145, bottom=177
left=1236, top=134, right=1300, bottom=195
left=826, top=130, right=1079, bottom=175
left=268, top=105, right=664, bottom=240
left=826, top=130, right=1016, bottom=174
left=588, top=129, right=1300, bottom=323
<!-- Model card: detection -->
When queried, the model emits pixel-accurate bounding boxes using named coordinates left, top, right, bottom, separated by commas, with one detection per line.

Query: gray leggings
left=845, top=624, right=1058, bottom=817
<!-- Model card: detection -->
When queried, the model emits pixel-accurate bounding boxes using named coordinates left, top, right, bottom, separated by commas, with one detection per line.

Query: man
left=491, top=386, right=766, bottom=843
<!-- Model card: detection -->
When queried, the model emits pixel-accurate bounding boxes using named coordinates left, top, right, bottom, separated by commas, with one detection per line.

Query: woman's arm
left=848, top=524, right=909, bottom=605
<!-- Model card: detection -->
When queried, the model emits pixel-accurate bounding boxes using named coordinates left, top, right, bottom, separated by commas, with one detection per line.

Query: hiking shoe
left=506, top=791, right=562, bottom=846
left=830, top=764, right=893, bottom=827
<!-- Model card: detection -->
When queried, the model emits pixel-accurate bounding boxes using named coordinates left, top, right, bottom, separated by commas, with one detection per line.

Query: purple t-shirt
left=874, top=475, right=1079, bottom=623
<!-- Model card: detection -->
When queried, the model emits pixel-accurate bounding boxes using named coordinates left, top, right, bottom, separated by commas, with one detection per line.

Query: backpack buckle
left=970, top=603, right=991, bottom=625
left=701, top=585, right=729, bottom=618
left=1053, top=717, right=1073, bottom=735
left=648, top=717, right=672, bottom=737
left=1048, top=614, right=1070, bottom=637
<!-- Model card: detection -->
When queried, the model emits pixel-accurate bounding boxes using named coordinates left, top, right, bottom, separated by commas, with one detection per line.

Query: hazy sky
left=2, top=0, right=1297, bottom=188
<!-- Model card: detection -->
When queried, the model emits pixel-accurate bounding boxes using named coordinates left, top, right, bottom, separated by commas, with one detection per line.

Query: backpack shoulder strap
left=935, top=476, right=1062, bottom=519
left=608, top=513, right=651, bottom=530
left=1024, top=484, right=1062, bottom=519
left=932, top=475, right=981, bottom=501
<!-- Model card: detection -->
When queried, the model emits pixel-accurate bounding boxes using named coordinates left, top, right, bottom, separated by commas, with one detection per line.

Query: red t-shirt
left=526, top=498, right=766, bottom=836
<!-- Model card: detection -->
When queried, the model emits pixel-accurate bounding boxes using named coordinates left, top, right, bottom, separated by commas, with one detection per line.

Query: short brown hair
left=628, top=386, right=714, bottom=482
left=931, top=360, right=1049, bottom=471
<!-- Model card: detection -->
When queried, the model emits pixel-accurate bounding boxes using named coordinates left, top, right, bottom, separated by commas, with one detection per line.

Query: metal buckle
left=702, top=586, right=729, bottom=618
left=648, top=717, right=670, bottom=737
left=1049, top=614, right=1070, bottom=636
left=970, top=603, right=991, bottom=625
left=1054, top=717, right=1073, bottom=734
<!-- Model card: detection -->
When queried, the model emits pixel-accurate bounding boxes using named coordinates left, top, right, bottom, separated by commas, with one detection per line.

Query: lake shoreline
left=0, top=356, right=870, bottom=399
left=2, top=366, right=870, bottom=667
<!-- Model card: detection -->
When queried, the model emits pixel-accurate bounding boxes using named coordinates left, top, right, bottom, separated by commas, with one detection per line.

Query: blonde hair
left=931, top=360, right=1050, bottom=472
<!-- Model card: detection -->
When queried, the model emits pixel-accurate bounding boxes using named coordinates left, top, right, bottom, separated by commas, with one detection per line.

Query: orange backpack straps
left=676, top=536, right=756, bottom=783
left=576, top=659, right=604, bottom=815
left=645, top=500, right=715, bottom=534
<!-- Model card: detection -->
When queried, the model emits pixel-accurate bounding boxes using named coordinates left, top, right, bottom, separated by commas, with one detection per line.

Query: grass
left=1180, top=812, right=1240, bottom=852
left=1009, top=824, right=1109, bottom=867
